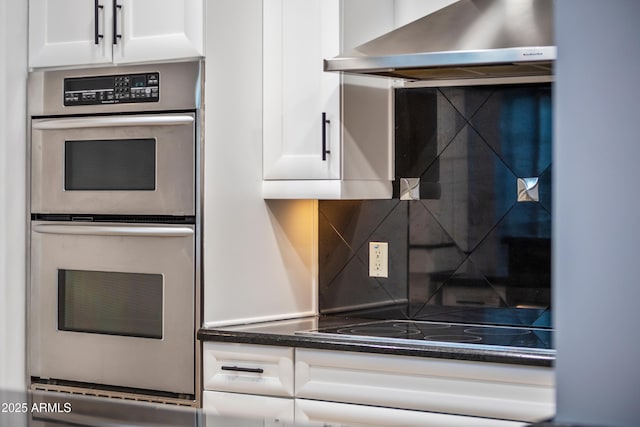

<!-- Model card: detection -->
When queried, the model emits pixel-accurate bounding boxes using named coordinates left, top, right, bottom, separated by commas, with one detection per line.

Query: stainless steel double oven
left=28, top=61, right=202, bottom=402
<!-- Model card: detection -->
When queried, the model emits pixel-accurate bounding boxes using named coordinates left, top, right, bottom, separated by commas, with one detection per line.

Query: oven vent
left=30, top=381, right=197, bottom=407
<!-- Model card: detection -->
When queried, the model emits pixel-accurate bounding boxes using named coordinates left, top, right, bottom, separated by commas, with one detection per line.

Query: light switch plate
left=369, top=242, right=388, bottom=278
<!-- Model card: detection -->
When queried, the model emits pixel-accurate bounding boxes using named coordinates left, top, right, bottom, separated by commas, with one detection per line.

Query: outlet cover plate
left=369, top=242, right=388, bottom=278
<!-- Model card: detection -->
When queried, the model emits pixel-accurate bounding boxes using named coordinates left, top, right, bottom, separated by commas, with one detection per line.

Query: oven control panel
left=63, top=72, right=160, bottom=106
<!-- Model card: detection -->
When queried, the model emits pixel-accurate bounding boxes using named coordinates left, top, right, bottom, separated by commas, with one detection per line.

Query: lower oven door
left=30, top=221, right=195, bottom=395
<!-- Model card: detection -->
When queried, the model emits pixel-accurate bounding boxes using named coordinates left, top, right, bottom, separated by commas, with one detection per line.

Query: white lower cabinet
left=202, top=342, right=295, bottom=425
left=295, top=398, right=527, bottom=427
left=202, top=342, right=554, bottom=426
left=203, top=390, right=295, bottom=425
left=295, top=348, right=555, bottom=424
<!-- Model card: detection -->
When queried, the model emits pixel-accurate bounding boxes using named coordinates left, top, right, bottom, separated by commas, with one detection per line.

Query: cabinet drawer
left=203, top=342, right=294, bottom=397
left=203, top=391, right=294, bottom=425
left=295, top=398, right=527, bottom=427
left=295, top=348, right=555, bottom=422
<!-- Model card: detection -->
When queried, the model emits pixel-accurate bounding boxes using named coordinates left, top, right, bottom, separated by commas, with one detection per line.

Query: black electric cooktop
left=297, top=320, right=554, bottom=355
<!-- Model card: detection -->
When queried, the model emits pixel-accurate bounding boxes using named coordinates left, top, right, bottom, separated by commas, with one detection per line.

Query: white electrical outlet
left=369, top=242, right=388, bottom=278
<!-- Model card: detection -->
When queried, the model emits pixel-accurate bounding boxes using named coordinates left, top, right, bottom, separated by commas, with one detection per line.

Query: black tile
left=318, top=201, right=407, bottom=313
left=440, top=86, right=494, bottom=121
left=411, top=258, right=509, bottom=318
left=408, top=201, right=467, bottom=306
left=409, top=200, right=459, bottom=247
left=532, top=308, right=552, bottom=328
left=354, top=202, right=409, bottom=302
left=318, top=207, right=356, bottom=289
left=395, top=87, right=467, bottom=180
left=318, top=200, right=400, bottom=256
left=319, top=254, right=400, bottom=314
left=538, top=164, right=552, bottom=214
left=421, top=124, right=517, bottom=253
left=415, top=306, right=546, bottom=328
left=470, top=84, right=552, bottom=177
left=469, top=202, right=551, bottom=308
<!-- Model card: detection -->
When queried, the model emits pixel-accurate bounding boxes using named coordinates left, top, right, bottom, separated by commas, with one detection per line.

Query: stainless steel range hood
left=325, top=0, right=555, bottom=80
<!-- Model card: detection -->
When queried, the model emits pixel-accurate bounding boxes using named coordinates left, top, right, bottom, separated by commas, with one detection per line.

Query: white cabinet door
left=263, top=0, right=341, bottom=181
left=295, top=348, right=555, bottom=423
left=29, top=0, right=203, bottom=68
left=203, top=391, right=295, bottom=425
left=262, top=0, right=395, bottom=199
left=295, top=399, right=528, bottom=427
left=29, top=0, right=114, bottom=68
left=114, top=0, right=204, bottom=64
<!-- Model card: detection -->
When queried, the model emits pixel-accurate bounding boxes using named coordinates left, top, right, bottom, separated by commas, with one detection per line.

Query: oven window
left=58, top=269, right=163, bottom=339
left=64, top=139, right=156, bottom=191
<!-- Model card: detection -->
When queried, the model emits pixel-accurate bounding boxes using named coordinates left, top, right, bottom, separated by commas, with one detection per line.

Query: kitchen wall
left=202, top=0, right=317, bottom=327
left=319, top=83, right=552, bottom=328
left=0, top=1, right=28, bottom=390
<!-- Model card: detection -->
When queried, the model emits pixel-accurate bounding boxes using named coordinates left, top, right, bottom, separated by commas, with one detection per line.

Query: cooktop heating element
left=297, top=320, right=554, bottom=355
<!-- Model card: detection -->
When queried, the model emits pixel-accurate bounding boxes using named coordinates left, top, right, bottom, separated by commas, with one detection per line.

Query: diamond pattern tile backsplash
left=319, top=83, right=552, bottom=327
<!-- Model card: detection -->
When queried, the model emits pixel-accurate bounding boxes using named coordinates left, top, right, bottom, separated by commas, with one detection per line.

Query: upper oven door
left=31, top=112, right=195, bottom=216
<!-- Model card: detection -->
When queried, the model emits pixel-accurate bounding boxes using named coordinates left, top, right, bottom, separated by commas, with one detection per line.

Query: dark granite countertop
left=198, top=315, right=555, bottom=367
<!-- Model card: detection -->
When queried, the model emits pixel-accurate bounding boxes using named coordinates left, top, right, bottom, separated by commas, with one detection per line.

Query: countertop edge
left=197, top=328, right=554, bottom=367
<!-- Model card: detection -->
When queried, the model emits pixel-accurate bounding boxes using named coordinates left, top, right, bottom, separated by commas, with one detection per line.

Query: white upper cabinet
left=113, top=0, right=204, bottom=64
left=29, top=0, right=114, bottom=67
left=29, top=0, right=204, bottom=68
left=263, top=0, right=341, bottom=182
left=263, top=0, right=396, bottom=199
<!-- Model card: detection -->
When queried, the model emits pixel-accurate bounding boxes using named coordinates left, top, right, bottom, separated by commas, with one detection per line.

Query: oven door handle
left=31, top=115, right=194, bottom=130
left=32, top=224, right=194, bottom=237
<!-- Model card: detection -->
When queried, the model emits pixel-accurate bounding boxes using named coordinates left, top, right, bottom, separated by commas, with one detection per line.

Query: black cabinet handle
left=221, top=365, right=264, bottom=374
left=113, top=0, right=122, bottom=45
left=94, top=0, right=104, bottom=45
left=322, top=112, right=331, bottom=161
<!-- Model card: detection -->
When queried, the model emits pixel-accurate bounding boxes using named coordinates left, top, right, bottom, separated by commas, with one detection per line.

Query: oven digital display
left=63, top=72, right=159, bottom=106
left=132, top=75, right=146, bottom=87
left=64, top=76, right=114, bottom=92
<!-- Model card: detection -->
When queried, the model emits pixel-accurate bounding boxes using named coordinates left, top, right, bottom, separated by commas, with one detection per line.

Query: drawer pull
left=220, top=365, right=264, bottom=374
